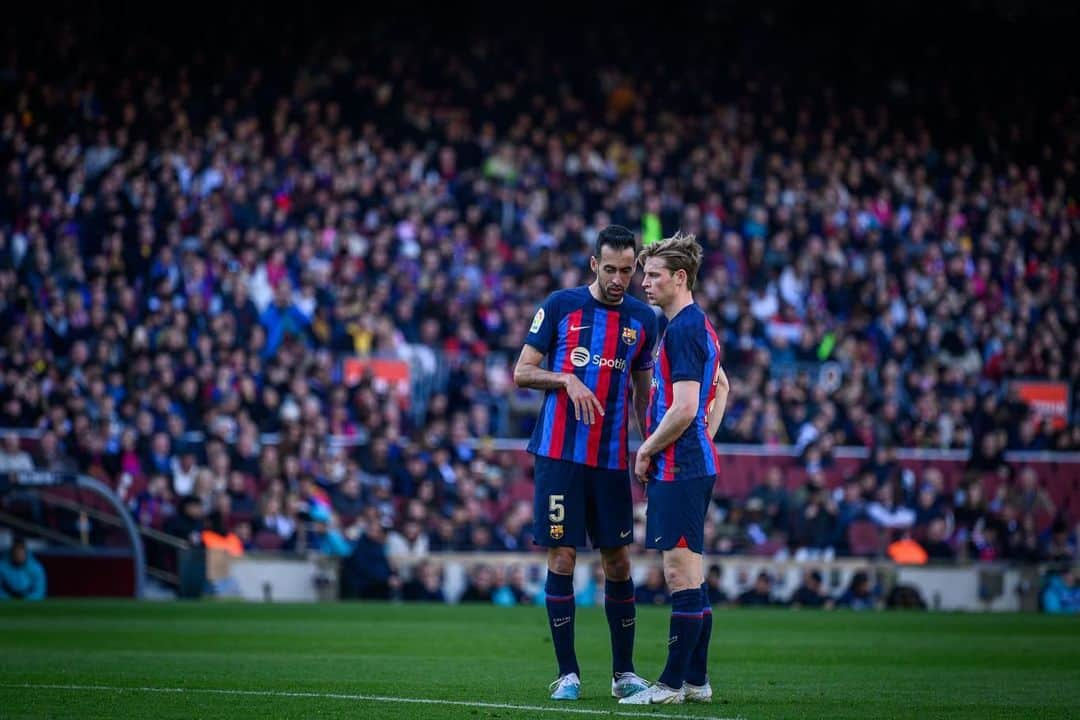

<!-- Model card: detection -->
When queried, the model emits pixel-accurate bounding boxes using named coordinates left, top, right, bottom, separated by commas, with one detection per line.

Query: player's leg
left=685, top=475, right=716, bottom=702
left=599, top=545, right=648, bottom=697
left=658, top=546, right=705, bottom=690
left=546, top=545, right=581, bottom=698
left=588, top=468, right=647, bottom=698
left=620, top=479, right=706, bottom=705
left=533, top=457, right=586, bottom=699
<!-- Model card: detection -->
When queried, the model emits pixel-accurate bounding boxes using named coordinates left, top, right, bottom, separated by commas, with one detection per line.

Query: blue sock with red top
left=546, top=571, right=579, bottom=677
left=686, top=581, right=712, bottom=686
left=658, top=587, right=704, bottom=689
left=605, top=578, right=636, bottom=676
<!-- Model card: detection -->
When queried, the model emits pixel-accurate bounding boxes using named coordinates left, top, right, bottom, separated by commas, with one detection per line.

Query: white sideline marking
left=5, top=682, right=743, bottom=719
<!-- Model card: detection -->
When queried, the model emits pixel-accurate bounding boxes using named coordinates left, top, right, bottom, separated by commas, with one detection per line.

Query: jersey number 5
left=548, top=494, right=565, bottom=523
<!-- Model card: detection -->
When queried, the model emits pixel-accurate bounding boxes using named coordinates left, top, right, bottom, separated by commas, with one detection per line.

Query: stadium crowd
left=0, top=8, right=1078, bottom=584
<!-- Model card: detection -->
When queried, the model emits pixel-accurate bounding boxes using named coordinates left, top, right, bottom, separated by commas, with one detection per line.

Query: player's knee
left=663, top=554, right=699, bottom=592
left=601, top=551, right=630, bottom=581
left=548, top=547, right=576, bottom=575
left=663, top=564, right=690, bottom=591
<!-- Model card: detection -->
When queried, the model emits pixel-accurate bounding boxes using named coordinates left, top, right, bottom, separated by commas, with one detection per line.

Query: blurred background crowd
left=0, top=2, right=1077, bottom=588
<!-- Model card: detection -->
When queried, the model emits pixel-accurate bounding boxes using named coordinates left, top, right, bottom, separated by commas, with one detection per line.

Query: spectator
left=164, top=496, right=205, bottom=547
left=1042, top=567, right=1080, bottom=615
left=749, top=467, right=790, bottom=534
left=791, top=482, right=837, bottom=557
left=387, top=520, right=431, bottom=560
left=0, top=433, right=33, bottom=471
left=341, top=517, right=400, bottom=600
left=789, top=569, right=833, bottom=609
left=737, top=572, right=778, bottom=607
left=0, top=538, right=46, bottom=600
left=836, top=571, right=879, bottom=610
left=922, top=518, right=956, bottom=561
left=130, top=473, right=174, bottom=530
left=254, top=495, right=297, bottom=548
left=1041, top=521, right=1076, bottom=565
left=226, top=472, right=256, bottom=515
left=459, top=564, right=496, bottom=603
left=705, top=563, right=729, bottom=606
left=1008, top=467, right=1056, bottom=520
left=34, top=431, right=76, bottom=473
left=635, top=565, right=669, bottom=606
left=308, top=504, right=353, bottom=557
left=913, top=484, right=945, bottom=529
left=492, top=564, right=530, bottom=607
left=171, top=451, right=201, bottom=497
left=867, top=482, right=916, bottom=531
left=201, top=507, right=245, bottom=597
left=402, top=560, right=446, bottom=602
left=829, top=479, right=863, bottom=544
left=331, top=476, right=366, bottom=521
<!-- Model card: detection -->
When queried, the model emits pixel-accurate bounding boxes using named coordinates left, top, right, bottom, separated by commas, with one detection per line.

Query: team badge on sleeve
left=530, top=308, right=545, bottom=333
left=622, top=327, right=638, bottom=346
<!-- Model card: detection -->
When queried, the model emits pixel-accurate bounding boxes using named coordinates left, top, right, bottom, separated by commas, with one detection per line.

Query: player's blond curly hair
left=637, top=231, right=703, bottom=291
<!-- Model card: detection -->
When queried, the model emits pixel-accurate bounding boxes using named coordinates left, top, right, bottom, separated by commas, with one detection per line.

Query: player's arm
left=513, top=344, right=604, bottom=425
left=706, top=365, right=730, bottom=439
left=630, top=368, right=651, bottom=437
left=635, top=380, right=700, bottom=481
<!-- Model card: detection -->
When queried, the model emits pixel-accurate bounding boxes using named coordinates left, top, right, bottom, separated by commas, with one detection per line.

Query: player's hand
left=634, top=451, right=652, bottom=484
left=563, top=374, right=604, bottom=425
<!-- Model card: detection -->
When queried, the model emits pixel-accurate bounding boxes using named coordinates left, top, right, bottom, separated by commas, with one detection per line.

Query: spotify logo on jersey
left=570, top=347, right=592, bottom=367
left=569, top=347, right=627, bottom=372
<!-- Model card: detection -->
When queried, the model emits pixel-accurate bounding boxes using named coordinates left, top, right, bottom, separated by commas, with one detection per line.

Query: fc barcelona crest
left=621, top=327, right=638, bottom=346
left=550, top=524, right=564, bottom=540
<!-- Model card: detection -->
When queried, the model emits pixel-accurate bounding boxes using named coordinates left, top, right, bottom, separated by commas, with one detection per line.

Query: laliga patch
left=530, top=308, right=545, bottom=334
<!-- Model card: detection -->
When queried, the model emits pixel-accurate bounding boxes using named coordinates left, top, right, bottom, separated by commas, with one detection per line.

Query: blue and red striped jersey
left=646, top=303, right=723, bottom=482
left=525, top=286, right=658, bottom=470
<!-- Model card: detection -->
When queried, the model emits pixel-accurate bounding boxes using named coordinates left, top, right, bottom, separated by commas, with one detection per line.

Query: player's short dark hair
left=595, top=224, right=637, bottom=258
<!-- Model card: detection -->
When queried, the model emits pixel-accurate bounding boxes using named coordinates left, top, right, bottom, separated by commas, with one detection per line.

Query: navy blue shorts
left=532, top=455, right=634, bottom=549
left=645, top=475, right=714, bottom=553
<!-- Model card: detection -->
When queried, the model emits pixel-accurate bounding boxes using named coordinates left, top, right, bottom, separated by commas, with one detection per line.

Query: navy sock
left=658, top=588, right=704, bottom=689
left=545, top=571, right=579, bottom=677
left=604, top=578, right=636, bottom=676
left=686, top=582, right=712, bottom=686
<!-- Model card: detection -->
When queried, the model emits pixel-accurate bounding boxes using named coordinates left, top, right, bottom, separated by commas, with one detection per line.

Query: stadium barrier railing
left=0, top=470, right=147, bottom=597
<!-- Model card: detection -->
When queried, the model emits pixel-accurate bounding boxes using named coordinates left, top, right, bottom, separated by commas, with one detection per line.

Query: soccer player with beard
left=514, top=225, right=657, bottom=701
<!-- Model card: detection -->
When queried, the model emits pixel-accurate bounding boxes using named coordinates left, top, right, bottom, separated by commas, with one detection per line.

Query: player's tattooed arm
left=514, top=344, right=604, bottom=425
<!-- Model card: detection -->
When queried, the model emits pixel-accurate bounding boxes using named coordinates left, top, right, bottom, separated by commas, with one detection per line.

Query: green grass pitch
left=1, top=601, right=1078, bottom=719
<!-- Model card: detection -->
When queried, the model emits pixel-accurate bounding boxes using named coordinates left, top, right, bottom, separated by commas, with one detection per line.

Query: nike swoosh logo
left=621, top=618, right=636, bottom=628
left=620, top=530, right=632, bottom=538
left=654, top=536, right=662, bottom=543
left=569, top=325, right=590, bottom=331
left=553, top=617, right=572, bottom=628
